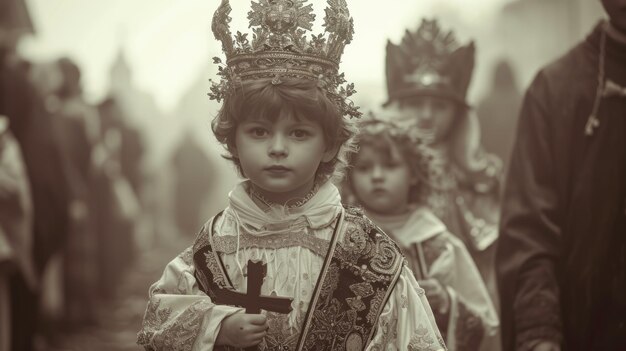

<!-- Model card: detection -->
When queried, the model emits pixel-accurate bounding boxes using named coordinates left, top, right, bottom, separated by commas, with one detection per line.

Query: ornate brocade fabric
left=192, top=207, right=443, bottom=350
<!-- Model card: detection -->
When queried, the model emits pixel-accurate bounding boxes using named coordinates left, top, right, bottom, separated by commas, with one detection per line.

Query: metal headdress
left=385, top=19, right=475, bottom=107
left=209, top=0, right=361, bottom=119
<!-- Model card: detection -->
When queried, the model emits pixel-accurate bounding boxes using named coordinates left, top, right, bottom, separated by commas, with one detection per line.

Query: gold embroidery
left=335, top=217, right=402, bottom=284
left=204, top=252, right=228, bottom=288
left=370, top=238, right=403, bottom=275
left=400, top=294, right=408, bottom=309
left=192, top=224, right=210, bottom=252
left=137, top=299, right=172, bottom=346
left=366, top=289, right=387, bottom=325
left=138, top=299, right=211, bottom=351
left=319, top=263, right=340, bottom=300
left=347, top=282, right=374, bottom=312
left=262, top=312, right=299, bottom=350
left=307, top=299, right=358, bottom=348
left=341, top=224, right=371, bottom=262
left=377, top=316, right=392, bottom=346
left=408, top=324, right=440, bottom=351
left=178, top=247, right=194, bottom=266
left=350, top=282, right=375, bottom=297
left=212, top=231, right=330, bottom=257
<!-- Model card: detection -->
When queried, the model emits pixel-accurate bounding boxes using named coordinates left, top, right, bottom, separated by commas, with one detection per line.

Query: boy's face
left=394, top=96, right=457, bottom=144
left=233, top=114, right=335, bottom=202
left=350, top=144, right=414, bottom=215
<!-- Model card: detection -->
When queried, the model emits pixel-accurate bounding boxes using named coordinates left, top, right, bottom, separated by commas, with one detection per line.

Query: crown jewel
left=209, top=0, right=361, bottom=118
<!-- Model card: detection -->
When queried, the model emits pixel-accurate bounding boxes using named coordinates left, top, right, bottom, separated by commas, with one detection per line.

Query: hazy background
left=20, top=1, right=605, bottom=212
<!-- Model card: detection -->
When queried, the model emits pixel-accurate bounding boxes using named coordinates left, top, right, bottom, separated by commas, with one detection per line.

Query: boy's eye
left=291, top=129, right=311, bottom=138
left=250, top=127, right=268, bottom=137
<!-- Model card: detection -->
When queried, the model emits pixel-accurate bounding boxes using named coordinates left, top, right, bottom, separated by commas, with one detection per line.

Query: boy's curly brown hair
left=211, top=77, right=357, bottom=183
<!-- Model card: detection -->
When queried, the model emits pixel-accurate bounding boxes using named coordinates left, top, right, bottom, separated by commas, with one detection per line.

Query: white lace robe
left=138, top=182, right=445, bottom=351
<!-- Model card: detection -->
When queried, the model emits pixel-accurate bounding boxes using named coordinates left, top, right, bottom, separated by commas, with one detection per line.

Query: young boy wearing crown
left=137, top=1, right=445, bottom=350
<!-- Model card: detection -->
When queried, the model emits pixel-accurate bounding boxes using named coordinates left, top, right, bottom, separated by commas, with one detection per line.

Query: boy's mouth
left=265, top=165, right=291, bottom=173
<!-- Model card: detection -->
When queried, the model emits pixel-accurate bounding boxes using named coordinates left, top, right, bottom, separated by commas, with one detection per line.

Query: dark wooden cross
left=213, top=260, right=293, bottom=351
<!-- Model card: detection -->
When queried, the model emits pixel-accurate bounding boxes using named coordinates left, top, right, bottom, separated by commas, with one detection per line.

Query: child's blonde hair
left=345, top=118, right=429, bottom=205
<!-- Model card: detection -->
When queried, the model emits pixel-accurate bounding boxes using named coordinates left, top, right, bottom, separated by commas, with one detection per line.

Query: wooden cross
left=213, top=260, right=293, bottom=350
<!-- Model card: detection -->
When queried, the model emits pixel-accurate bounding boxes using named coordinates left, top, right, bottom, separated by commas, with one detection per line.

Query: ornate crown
left=385, top=19, right=475, bottom=106
left=209, top=0, right=361, bottom=119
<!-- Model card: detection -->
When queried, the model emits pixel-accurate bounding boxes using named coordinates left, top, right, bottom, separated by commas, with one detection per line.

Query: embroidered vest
left=192, top=207, right=405, bottom=350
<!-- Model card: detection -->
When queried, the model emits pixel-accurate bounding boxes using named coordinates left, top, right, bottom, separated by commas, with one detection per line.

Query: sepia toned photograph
left=0, top=0, right=624, bottom=350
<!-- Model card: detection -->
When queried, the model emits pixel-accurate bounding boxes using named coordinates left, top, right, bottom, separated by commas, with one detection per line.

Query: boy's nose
left=268, top=135, right=288, bottom=157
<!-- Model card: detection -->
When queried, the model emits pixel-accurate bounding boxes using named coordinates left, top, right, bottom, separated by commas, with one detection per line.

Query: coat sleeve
left=496, top=72, right=563, bottom=350
left=137, top=246, right=243, bottom=351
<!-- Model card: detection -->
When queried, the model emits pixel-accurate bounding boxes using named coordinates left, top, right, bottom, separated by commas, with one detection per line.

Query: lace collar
left=366, top=207, right=447, bottom=247
left=225, top=180, right=343, bottom=235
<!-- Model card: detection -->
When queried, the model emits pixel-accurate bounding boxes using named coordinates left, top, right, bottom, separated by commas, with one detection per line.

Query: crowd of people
left=0, top=2, right=147, bottom=350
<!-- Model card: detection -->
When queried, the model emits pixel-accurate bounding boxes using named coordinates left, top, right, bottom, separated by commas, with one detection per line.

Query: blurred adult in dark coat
left=0, top=1, right=71, bottom=349
left=496, top=1, right=626, bottom=350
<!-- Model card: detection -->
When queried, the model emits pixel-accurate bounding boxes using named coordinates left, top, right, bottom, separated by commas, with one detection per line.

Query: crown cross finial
left=266, top=4, right=296, bottom=33
left=209, top=0, right=361, bottom=119
left=262, top=0, right=313, bottom=33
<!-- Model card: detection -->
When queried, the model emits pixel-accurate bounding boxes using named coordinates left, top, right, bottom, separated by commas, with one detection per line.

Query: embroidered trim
left=296, top=210, right=346, bottom=350
left=137, top=299, right=211, bottom=351
left=178, top=247, right=194, bottom=266
left=212, top=231, right=330, bottom=257
left=261, top=312, right=299, bottom=350
left=249, top=182, right=320, bottom=209
left=299, top=208, right=406, bottom=350
left=408, top=324, right=442, bottom=351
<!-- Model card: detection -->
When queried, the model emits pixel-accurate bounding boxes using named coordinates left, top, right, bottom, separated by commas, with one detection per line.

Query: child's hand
left=418, top=279, right=450, bottom=314
left=216, top=312, right=268, bottom=348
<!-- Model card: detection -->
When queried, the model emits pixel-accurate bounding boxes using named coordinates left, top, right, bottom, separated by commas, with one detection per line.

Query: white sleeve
left=366, top=265, right=447, bottom=351
left=137, top=247, right=243, bottom=351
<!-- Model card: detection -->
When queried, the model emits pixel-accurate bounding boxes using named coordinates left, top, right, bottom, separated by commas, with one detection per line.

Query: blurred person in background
left=476, top=60, right=522, bottom=170
left=0, top=115, right=35, bottom=351
left=383, top=20, right=502, bottom=350
left=170, top=129, right=214, bottom=236
left=1, top=0, right=72, bottom=349
left=94, top=97, right=141, bottom=299
left=496, top=0, right=626, bottom=350
left=51, top=57, right=100, bottom=327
